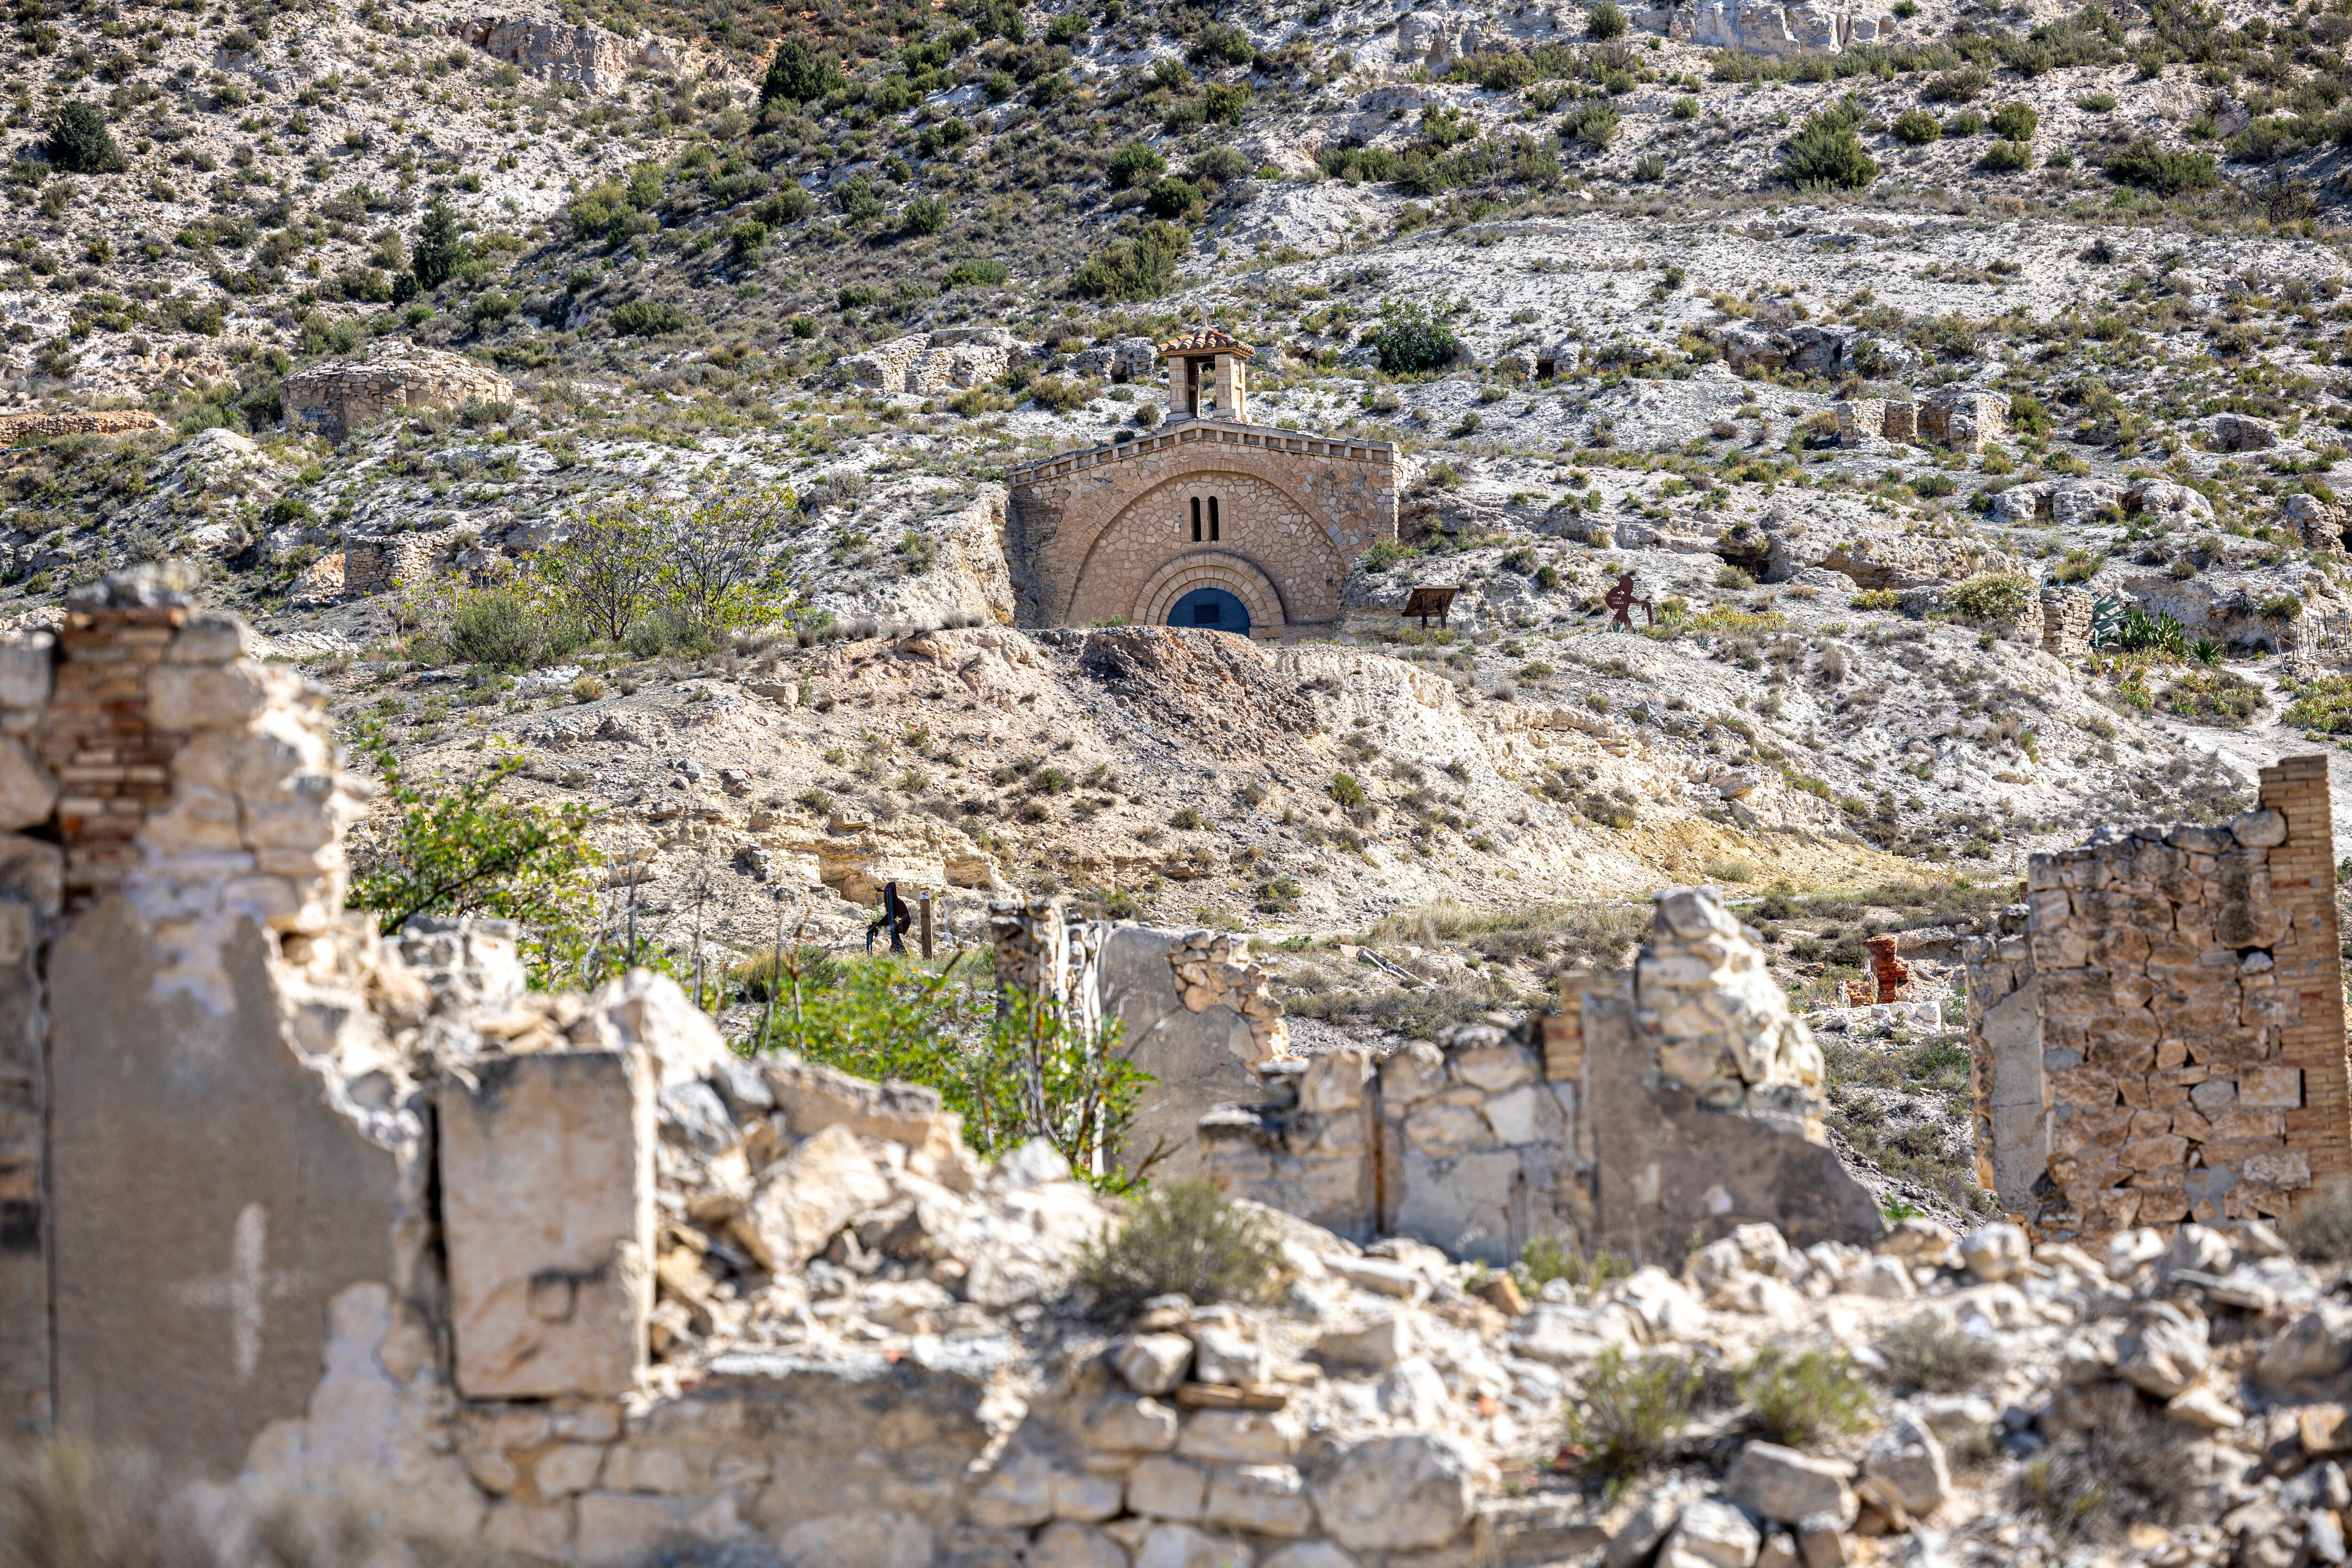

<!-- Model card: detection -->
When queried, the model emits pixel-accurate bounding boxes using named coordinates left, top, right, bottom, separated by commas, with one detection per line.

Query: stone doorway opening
left=1171, top=586, right=1249, bottom=634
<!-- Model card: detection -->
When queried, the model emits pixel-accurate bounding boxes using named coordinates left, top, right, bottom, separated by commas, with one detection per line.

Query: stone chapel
left=1003, top=326, right=1398, bottom=641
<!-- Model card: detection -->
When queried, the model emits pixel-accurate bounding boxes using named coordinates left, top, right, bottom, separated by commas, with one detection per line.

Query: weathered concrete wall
left=1964, top=755, right=2350, bottom=1244
left=1005, top=422, right=1395, bottom=641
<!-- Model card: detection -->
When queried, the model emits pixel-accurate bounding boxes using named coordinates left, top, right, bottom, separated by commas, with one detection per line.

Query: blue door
left=1171, top=587, right=1249, bottom=634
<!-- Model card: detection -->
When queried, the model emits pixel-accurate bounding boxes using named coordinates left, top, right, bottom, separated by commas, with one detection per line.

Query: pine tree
left=411, top=199, right=468, bottom=290
left=760, top=39, right=840, bottom=106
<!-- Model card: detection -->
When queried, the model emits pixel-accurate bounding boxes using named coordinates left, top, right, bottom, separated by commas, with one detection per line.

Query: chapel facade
left=1003, top=326, right=1398, bottom=641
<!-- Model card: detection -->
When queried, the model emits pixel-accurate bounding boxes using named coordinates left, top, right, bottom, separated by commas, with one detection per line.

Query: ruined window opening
left=1208, top=496, right=1220, bottom=541
left=1190, top=496, right=1202, bottom=541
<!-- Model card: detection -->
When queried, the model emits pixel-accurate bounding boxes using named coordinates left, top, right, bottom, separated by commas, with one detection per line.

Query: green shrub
left=1944, top=110, right=1984, bottom=137
left=47, top=101, right=120, bottom=173
left=1891, top=109, right=1941, bottom=145
left=1073, top=223, right=1187, bottom=300
left=432, top=584, right=576, bottom=670
left=1517, top=1235, right=1632, bottom=1295
left=2104, top=139, right=2219, bottom=195
left=2075, top=91, right=2117, bottom=112
left=944, top=257, right=1009, bottom=287
left=1943, top=571, right=2034, bottom=622
left=1366, top=298, right=1460, bottom=373
left=1076, top=1180, right=1286, bottom=1320
left=1169, top=807, right=1206, bottom=829
left=1254, top=877, right=1302, bottom=914
left=1568, top=1348, right=1701, bottom=1488
left=1926, top=64, right=1990, bottom=102
left=1106, top=144, right=1168, bottom=189
left=758, top=183, right=813, bottom=225
left=729, top=221, right=769, bottom=260
left=1588, top=0, right=1629, bottom=38
left=1328, top=773, right=1367, bottom=808
left=761, top=39, right=843, bottom=104
left=2113, top=606, right=2188, bottom=654
left=609, top=299, right=692, bottom=336
left=1978, top=138, right=2033, bottom=172
left=1989, top=101, right=2039, bottom=139
left=1202, top=83, right=1250, bottom=125
left=1851, top=589, right=1901, bottom=610
left=1188, top=22, right=1255, bottom=67
left=1880, top=1320, right=2001, bottom=1393
left=2261, top=592, right=2305, bottom=621
left=1569, top=99, right=1620, bottom=148
left=901, top=194, right=950, bottom=236
left=1781, top=109, right=1879, bottom=190
left=1737, top=1348, right=1872, bottom=1446
left=1143, top=176, right=1202, bottom=219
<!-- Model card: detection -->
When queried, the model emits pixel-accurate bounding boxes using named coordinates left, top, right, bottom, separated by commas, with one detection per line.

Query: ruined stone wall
left=1964, top=756, right=2351, bottom=1244
left=280, top=342, right=516, bottom=442
left=1005, top=422, right=1395, bottom=641
left=0, top=409, right=167, bottom=443
left=439, top=13, right=719, bottom=91
left=1204, top=890, right=1882, bottom=1263
left=841, top=329, right=1014, bottom=394
left=1835, top=391, right=2008, bottom=452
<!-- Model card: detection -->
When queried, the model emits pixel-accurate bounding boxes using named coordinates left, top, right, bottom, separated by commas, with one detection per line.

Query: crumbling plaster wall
left=1963, top=755, right=2351, bottom=1245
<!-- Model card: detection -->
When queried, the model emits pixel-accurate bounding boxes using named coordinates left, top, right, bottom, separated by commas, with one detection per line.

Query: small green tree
left=47, top=101, right=120, bottom=173
left=761, top=39, right=843, bottom=105
left=1588, top=0, right=1629, bottom=38
left=654, top=487, right=795, bottom=636
left=900, top=194, right=950, bottom=237
left=1989, top=101, right=2039, bottom=140
left=539, top=506, right=663, bottom=645
left=411, top=199, right=468, bottom=290
left=347, top=737, right=598, bottom=985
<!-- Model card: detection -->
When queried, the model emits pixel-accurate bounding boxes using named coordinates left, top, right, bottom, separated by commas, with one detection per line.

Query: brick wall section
left=1865, top=934, right=1913, bottom=1003
left=1972, top=756, right=2349, bottom=1245
left=2263, top=756, right=2352, bottom=1194
left=1005, top=422, right=1395, bottom=641
left=38, top=605, right=185, bottom=908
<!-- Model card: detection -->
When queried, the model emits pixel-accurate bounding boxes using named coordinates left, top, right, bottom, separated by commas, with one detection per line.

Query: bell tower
left=1158, top=324, right=1253, bottom=424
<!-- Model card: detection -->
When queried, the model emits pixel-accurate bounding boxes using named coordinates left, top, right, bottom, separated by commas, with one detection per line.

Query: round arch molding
left=1133, top=552, right=1287, bottom=638
left=1055, top=460, right=1354, bottom=627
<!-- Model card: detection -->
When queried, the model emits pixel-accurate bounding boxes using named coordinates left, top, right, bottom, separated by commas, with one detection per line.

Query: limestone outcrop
left=0, top=409, right=167, bottom=443
left=437, top=11, right=717, bottom=91
left=842, top=328, right=1016, bottom=395
left=1655, top=0, right=1899, bottom=54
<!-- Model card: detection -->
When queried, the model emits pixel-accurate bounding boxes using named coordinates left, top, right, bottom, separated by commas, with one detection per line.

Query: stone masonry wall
left=1006, top=422, right=1395, bottom=641
left=1205, top=889, right=1881, bottom=1263
left=280, top=342, right=517, bottom=442
left=1964, top=756, right=2351, bottom=1245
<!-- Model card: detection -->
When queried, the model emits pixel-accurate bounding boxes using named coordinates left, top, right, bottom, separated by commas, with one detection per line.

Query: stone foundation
left=1964, top=756, right=2351, bottom=1244
left=1836, top=390, right=2006, bottom=451
left=0, top=409, right=167, bottom=444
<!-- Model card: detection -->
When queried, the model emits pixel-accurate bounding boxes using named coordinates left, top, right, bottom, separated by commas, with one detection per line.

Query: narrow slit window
left=1208, top=496, right=1220, bottom=541
left=1190, top=496, right=1202, bottom=542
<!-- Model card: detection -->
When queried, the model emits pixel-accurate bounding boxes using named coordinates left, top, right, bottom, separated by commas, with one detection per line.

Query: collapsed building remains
left=0, top=574, right=1899, bottom=1568
left=1965, top=756, right=2350, bottom=1246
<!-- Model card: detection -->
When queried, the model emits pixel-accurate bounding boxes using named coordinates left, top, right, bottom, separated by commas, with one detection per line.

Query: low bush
left=1142, top=176, right=1203, bottom=219
left=944, top=257, right=1009, bottom=287
left=1365, top=298, right=1461, bottom=373
left=1978, top=138, right=2033, bottom=173
left=1737, top=1348, right=1872, bottom=1446
left=1880, top=1319, right=2001, bottom=1393
left=1518, top=1235, right=1633, bottom=1296
left=1989, top=100, right=2039, bottom=140
left=2104, top=139, right=2219, bottom=195
left=1589, top=0, right=1628, bottom=36
left=1891, top=109, right=1941, bottom=144
left=608, top=299, right=692, bottom=337
left=1781, top=106, right=1879, bottom=190
left=1106, top=144, right=1167, bottom=189
left=1076, top=1180, right=1286, bottom=1320
left=1942, top=572, right=2034, bottom=622
left=1072, top=223, right=1187, bottom=301
left=1568, top=1348, right=1702, bottom=1488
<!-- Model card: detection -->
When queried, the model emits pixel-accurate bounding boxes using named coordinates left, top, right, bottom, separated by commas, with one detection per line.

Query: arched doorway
left=1170, top=586, right=1249, bottom=634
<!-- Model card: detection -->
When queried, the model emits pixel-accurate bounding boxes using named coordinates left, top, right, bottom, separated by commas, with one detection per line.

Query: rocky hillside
left=7, top=0, right=2352, bottom=982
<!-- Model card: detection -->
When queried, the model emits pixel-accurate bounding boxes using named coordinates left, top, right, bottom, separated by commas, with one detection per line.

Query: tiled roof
left=1156, top=326, right=1255, bottom=359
